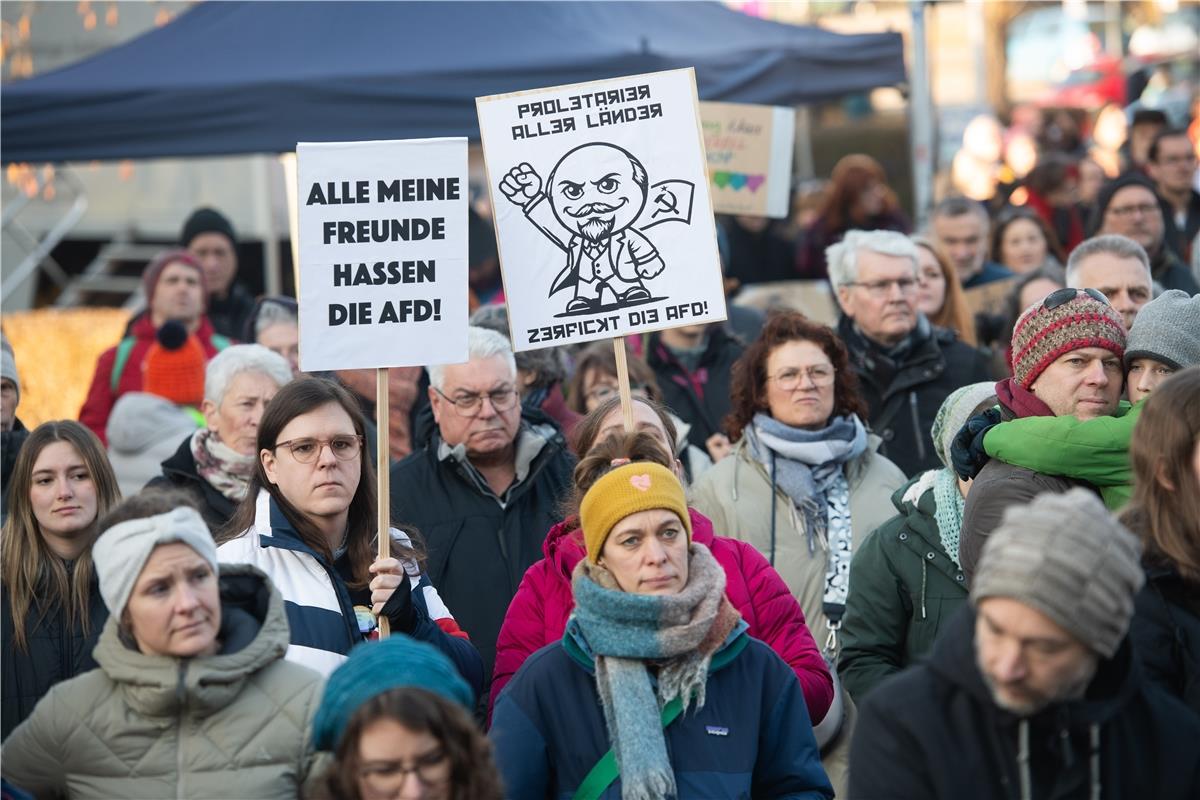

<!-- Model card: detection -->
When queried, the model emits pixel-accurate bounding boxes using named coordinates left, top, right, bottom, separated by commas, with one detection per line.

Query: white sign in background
left=477, top=68, right=726, bottom=352
left=296, top=138, right=469, bottom=372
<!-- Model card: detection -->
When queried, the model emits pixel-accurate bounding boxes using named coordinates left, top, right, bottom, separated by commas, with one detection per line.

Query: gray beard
left=580, top=217, right=615, bottom=242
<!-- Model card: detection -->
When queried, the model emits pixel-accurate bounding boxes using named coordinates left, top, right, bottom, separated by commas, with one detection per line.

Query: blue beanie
left=312, top=636, right=474, bottom=751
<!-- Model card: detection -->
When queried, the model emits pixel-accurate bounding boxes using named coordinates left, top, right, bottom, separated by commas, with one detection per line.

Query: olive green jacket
left=1, top=565, right=327, bottom=800
left=982, top=400, right=1138, bottom=510
left=837, top=473, right=968, bottom=703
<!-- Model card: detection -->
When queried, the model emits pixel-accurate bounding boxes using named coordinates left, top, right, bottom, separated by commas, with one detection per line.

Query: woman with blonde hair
left=1, top=420, right=121, bottom=739
left=911, top=235, right=977, bottom=346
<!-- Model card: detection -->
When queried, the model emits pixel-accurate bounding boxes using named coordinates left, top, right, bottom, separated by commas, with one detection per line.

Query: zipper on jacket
left=176, top=662, right=188, bottom=800
left=909, top=392, right=927, bottom=464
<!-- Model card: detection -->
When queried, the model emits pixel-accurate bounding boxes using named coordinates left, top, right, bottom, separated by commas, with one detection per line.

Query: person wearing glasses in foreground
left=827, top=229, right=992, bottom=477
left=389, top=326, right=574, bottom=698
left=490, top=437, right=833, bottom=799
left=215, top=378, right=483, bottom=693
left=313, top=636, right=504, bottom=800
left=957, top=288, right=1128, bottom=582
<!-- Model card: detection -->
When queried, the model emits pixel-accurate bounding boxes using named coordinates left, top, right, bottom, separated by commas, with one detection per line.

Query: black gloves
left=951, top=407, right=1002, bottom=481
left=380, top=574, right=418, bottom=634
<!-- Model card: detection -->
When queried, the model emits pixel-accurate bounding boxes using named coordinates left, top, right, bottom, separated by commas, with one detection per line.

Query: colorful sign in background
left=700, top=101, right=795, bottom=218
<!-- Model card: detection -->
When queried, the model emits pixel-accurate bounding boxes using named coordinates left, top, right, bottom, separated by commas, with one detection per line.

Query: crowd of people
left=1, top=114, right=1199, bottom=798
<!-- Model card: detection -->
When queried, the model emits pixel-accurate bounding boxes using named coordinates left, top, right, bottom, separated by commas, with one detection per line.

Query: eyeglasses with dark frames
left=1042, top=287, right=1109, bottom=311
left=433, top=387, right=519, bottom=417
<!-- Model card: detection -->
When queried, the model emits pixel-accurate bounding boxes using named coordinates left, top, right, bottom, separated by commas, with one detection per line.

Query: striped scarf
left=570, top=545, right=740, bottom=800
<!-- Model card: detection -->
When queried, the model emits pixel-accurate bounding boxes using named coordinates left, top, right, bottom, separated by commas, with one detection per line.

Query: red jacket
left=79, top=315, right=227, bottom=445
left=489, top=508, right=834, bottom=724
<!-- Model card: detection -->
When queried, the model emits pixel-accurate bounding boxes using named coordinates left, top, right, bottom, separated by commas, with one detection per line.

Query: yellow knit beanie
left=580, top=461, right=691, bottom=564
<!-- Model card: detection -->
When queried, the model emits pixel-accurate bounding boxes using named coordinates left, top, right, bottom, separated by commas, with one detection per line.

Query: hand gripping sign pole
left=296, top=137, right=469, bottom=641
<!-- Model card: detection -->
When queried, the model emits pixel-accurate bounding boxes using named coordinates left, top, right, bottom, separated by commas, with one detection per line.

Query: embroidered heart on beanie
left=629, top=474, right=652, bottom=492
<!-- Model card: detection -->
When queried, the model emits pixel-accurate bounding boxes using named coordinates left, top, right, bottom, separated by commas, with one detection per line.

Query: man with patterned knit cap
left=851, top=490, right=1200, bottom=799
left=958, top=288, right=1126, bottom=582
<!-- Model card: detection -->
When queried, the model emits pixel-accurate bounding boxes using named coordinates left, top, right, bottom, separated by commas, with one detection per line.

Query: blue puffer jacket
left=489, top=622, right=833, bottom=800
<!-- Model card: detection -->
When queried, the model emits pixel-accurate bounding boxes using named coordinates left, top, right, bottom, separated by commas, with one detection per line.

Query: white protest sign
left=477, top=68, right=726, bottom=352
left=700, top=101, right=795, bottom=218
left=296, top=138, right=468, bottom=372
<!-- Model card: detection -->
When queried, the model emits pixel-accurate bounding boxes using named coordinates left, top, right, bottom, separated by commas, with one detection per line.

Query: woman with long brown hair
left=1, top=420, right=120, bottom=739
left=799, top=154, right=910, bottom=280
left=1124, top=366, right=1200, bottom=713
left=911, top=235, right=978, bottom=346
left=216, top=378, right=483, bottom=693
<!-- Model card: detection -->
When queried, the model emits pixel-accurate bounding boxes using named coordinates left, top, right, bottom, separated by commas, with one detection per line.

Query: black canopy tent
left=1, top=1, right=906, bottom=163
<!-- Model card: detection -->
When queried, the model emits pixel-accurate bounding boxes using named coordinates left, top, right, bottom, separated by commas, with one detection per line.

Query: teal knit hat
left=312, top=636, right=474, bottom=751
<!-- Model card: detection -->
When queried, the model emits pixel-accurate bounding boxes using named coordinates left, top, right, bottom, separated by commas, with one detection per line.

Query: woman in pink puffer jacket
left=488, top=395, right=834, bottom=725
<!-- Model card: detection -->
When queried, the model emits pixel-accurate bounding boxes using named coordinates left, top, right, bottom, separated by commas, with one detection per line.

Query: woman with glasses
left=689, top=310, right=906, bottom=795
left=215, top=378, right=483, bottom=693
left=566, top=339, right=713, bottom=479
left=314, top=636, right=504, bottom=800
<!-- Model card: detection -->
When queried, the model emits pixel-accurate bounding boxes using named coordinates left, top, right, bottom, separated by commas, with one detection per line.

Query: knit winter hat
left=1125, top=289, right=1200, bottom=371
left=142, top=249, right=206, bottom=306
left=312, top=636, right=475, bottom=751
left=1, top=334, right=18, bottom=398
left=931, top=382, right=996, bottom=471
left=971, top=488, right=1144, bottom=658
left=580, top=461, right=692, bottom=564
left=181, top=207, right=237, bottom=249
left=1009, top=290, right=1127, bottom=389
left=93, top=506, right=218, bottom=618
left=144, top=321, right=207, bottom=406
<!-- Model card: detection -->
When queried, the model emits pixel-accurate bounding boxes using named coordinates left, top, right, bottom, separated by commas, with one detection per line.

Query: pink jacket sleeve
left=488, top=560, right=554, bottom=723
left=730, top=539, right=835, bottom=724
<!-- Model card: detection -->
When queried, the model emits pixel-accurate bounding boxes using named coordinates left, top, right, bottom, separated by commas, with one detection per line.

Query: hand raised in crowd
left=368, top=557, right=418, bottom=633
left=950, top=407, right=1002, bottom=481
left=705, top=432, right=733, bottom=462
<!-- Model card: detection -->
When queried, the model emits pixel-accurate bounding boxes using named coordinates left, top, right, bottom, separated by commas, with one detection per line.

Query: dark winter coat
left=206, top=281, right=257, bottom=341
left=850, top=606, right=1200, bottom=799
left=2, top=567, right=107, bottom=740
left=0, top=419, right=29, bottom=523
left=146, top=434, right=236, bottom=533
left=838, top=473, right=968, bottom=702
left=838, top=315, right=992, bottom=478
left=1131, top=564, right=1200, bottom=715
left=959, top=458, right=1082, bottom=583
left=490, top=626, right=833, bottom=800
left=1150, top=244, right=1200, bottom=295
left=389, top=411, right=575, bottom=685
left=646, top=327, right=745, bottom=453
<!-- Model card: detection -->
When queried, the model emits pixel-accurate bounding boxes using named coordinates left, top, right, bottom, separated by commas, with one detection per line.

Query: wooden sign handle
left=376, top=367, right=391, bottom=639
left=613, top=337, right=635, bottom=434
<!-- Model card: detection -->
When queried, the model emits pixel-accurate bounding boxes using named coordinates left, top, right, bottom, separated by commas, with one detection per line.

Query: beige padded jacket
left=1, top=564, right=327, bottom=800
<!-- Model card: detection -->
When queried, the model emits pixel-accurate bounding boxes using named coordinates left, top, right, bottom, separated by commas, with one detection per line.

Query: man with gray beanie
left=850, top=489, right=1200, bottom=799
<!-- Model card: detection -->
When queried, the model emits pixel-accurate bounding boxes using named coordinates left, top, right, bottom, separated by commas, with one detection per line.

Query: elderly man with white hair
left=1065, top=234, right=1155, bottom=331
left=829, top=229, right=992, bottom=476
left=148, top=344, right=292, bottom=530
left=389, top=326, right=575, bottom=690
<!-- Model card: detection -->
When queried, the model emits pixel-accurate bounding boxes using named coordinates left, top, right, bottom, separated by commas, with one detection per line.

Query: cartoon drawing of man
left=499, top=143, right=666, bottom=313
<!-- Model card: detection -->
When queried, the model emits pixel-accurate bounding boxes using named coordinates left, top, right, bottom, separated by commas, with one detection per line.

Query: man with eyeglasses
left=828, top=229, right=991, bottom=477
left=1065, top=235, right=1154, bottom=331
left=1146, top=128, right=1200, bottom=265
left=388, top=326, right=574, bottom=692
left=1092, top=174, right=1199, bottom=295
left=957, top=288, right=1127, bottom=583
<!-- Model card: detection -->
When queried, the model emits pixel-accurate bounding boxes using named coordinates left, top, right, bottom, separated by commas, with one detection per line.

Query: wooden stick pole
left=613, top=337, right=635, bottom=434
left=376, top=367, right=391, bottom=639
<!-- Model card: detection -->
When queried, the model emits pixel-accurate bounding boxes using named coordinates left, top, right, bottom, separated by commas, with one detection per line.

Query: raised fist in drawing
left=499, top=162, right=542, bottom=206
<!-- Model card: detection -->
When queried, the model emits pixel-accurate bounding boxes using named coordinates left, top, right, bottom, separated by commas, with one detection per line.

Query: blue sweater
left=490, top=627, right=832, bottom=800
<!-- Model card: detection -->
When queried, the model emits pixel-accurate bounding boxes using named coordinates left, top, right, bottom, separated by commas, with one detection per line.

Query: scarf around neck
left=570, top=544, right=741, bottom=800
left=932, top=468, right=965, bottom=568
left=995, top=377, right=1056, bottom=419
left=190, top=427, right=255, bottom=502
